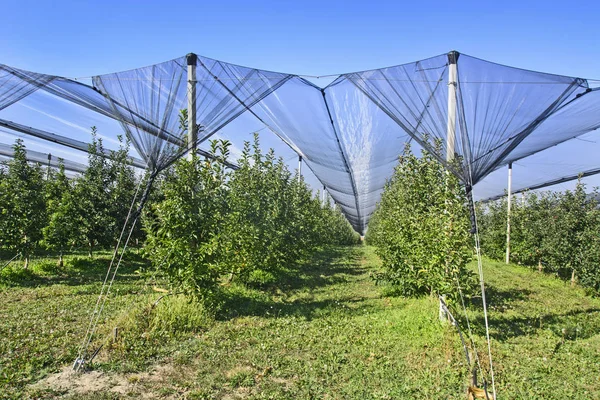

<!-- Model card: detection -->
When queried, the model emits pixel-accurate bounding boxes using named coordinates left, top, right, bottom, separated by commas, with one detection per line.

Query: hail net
left=1, top=52, right=599, bottom=232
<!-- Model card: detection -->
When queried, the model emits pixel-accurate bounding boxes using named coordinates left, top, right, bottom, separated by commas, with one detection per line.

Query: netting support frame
left=505, top=162, right=513, bottom=264
left=440, top=50, right=460, bottom=323
left=187, top=53, right=198, bottom=161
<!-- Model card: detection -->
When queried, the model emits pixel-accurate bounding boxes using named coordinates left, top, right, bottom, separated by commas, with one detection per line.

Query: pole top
left=186, top=53, right=198, bottom=66
left=447, top=50, right=460, bottom=65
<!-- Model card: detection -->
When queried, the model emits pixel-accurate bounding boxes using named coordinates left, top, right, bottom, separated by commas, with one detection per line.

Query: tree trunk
left=23, top=255, right=29, bottom=270
left=88, top=241, right=94, bottom=258
left=57, top=251, right=64, bottom=268
left=571, top=269, right=576, bottom=287
left=538, top=259, right=543, bottom=272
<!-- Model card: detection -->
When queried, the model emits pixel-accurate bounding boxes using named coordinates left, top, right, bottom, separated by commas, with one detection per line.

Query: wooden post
left=322, top=185, right=326, bottom=206
left=187, top=53, right=197, bottom=160
left=506, top=162, right=512, bottom=264
left=298, top=155, right=302, bottom=183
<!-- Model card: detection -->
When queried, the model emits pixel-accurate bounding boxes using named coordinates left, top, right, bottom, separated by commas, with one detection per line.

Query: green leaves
left=478, top=179, right=600, bottom=292
left=143, top=133, right=358, bottom=305
left=0, top=139, right=46, bottom=266
left=143, top=141, right=231, bottom=305
left=366, top=140, right=476, bottom=301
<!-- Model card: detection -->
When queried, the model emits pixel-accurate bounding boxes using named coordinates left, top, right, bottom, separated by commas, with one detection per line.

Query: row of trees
left=477, top=181, right=600, bottom=291
left=366, top=140, right=476, bottom=301
left=0, top=130, right=358, bottom=287
left=144, top=134, right=358, bottom=304
left=0, top=131, right=137, bottom=267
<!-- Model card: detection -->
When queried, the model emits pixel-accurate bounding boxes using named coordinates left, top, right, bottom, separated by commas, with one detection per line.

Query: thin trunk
left=538, top=259, right=543, bottom=272
left=88, top=242, right=93, bottom=258
left=23, top=255, right=29, bottom=270
left=58, top=251, right=64, bottom=268
left=571, top=269, right=576, bottom=287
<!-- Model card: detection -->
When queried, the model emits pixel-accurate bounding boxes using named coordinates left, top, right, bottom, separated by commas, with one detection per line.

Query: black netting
left=1, top=51, right=600, bottom=232
left=0, top=64, right=56, bottom=110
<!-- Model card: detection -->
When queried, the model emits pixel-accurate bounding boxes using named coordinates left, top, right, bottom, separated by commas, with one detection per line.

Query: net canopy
left=1, top=51, right=599, bottom=233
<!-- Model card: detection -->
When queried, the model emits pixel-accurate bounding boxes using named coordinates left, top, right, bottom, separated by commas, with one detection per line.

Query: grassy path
left=1, top=246, right=600, bottom=399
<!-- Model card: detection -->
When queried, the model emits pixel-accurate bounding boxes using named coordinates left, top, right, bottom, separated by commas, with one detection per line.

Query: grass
left=1, top=246, right=599, bottom=399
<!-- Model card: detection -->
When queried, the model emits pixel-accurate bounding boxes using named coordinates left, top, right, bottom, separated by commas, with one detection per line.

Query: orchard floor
left=1, top=246, right=600, bottom=399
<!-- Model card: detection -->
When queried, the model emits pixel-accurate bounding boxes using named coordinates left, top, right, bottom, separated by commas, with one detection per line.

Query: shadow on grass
left=218, top=246, right=372, bottom=321
left=470, top=286, right=533, bottom=312
left=262, top=246, right=367, bottom=292
left=467, top=307, right=600, bottom=342
left=0, top=251, right=149, bottom=289
left=218, top=294, right=378, bottom=322
left=464, top=284, right=600, bottom=341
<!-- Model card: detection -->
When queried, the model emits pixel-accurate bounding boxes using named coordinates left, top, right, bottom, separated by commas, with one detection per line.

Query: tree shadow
left=462, top=284, right=600, bottom=342
left=470, top=286, right=533, bottom=313
left=217, top=294, right=378, bottom=322
left=246, top=247, right=366, bottom=294
left=0, top=251, right=148, bottom=289
left=260, top=246, right=367, bottom=293
left=466, top=307, right=600, bottom=342
left=218, top=246, right=373, bottom=321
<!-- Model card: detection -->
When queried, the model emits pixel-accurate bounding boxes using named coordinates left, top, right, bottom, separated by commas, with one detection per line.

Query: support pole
left=505, top=162, right=513, bottom=264
left=322, top=185, right=326, bottom=206
left=298, top=155, right=302, bottom=183
left=47, top=153, right=52, bottom=180
left=446, top=51, right=459, bottom=162
left=441, top=50, right=460, bottom=323
left=187, top=53, right=198, bottom=161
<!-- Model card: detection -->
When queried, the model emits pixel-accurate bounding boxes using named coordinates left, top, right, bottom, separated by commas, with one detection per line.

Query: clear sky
left=1, top=0, right=598, bottom=80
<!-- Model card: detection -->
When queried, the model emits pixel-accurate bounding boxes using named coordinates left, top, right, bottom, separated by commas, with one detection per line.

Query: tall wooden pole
left=322, top=185, right=326, bottom=206
left=298, top=155, right=302, bottom=183
left=505, top=162, right=513, bottom=264
left=187, top=53, right=197, bottom=161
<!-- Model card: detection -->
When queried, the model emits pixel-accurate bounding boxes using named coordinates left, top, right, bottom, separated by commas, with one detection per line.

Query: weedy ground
left=1, top=246, right=599, bottom=399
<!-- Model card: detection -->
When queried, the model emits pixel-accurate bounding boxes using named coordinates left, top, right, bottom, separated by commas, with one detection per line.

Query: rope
left=73, top=170, right=146, bottom=371
left=465, top=145, right=497, bottom=398
left=1, top=252, right=21, bottom=271
left=454, top=276, right=485, bottom=386
left=438, top=295, right=471, bottom=366
left=472, top=223, right=497, bottom=399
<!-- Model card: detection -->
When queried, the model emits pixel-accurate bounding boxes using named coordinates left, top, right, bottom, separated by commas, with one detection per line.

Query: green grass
left=1, top=247, right=600, bottom=399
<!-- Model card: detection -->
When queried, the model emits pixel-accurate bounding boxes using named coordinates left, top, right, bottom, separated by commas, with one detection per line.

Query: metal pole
left=440, top=50, right=459, bottom=322
left=187, top=53, right=197, bottom=161
left=298, top=155, right=302, bottom=183
left=322, top=185, right=326, bottom=206
left=506, top=162, right=513, bottom=264
left=446, top=51, right=459, bottom=163
left=47, top=153, right=52, bottom=180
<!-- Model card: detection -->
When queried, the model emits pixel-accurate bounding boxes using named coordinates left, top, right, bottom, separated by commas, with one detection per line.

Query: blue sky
left=1, top=0, right=598, bottom=80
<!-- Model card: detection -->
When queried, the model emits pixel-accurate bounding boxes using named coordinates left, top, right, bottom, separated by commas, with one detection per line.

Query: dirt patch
left=30, top=364, right=178, bottom=398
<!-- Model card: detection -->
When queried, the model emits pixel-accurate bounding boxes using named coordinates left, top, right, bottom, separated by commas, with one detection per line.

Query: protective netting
left=0, top=64, right=56, bottom=110
left=0, top=142, right=87, bottom=173
left=1, top=51, right=599, bottom=232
